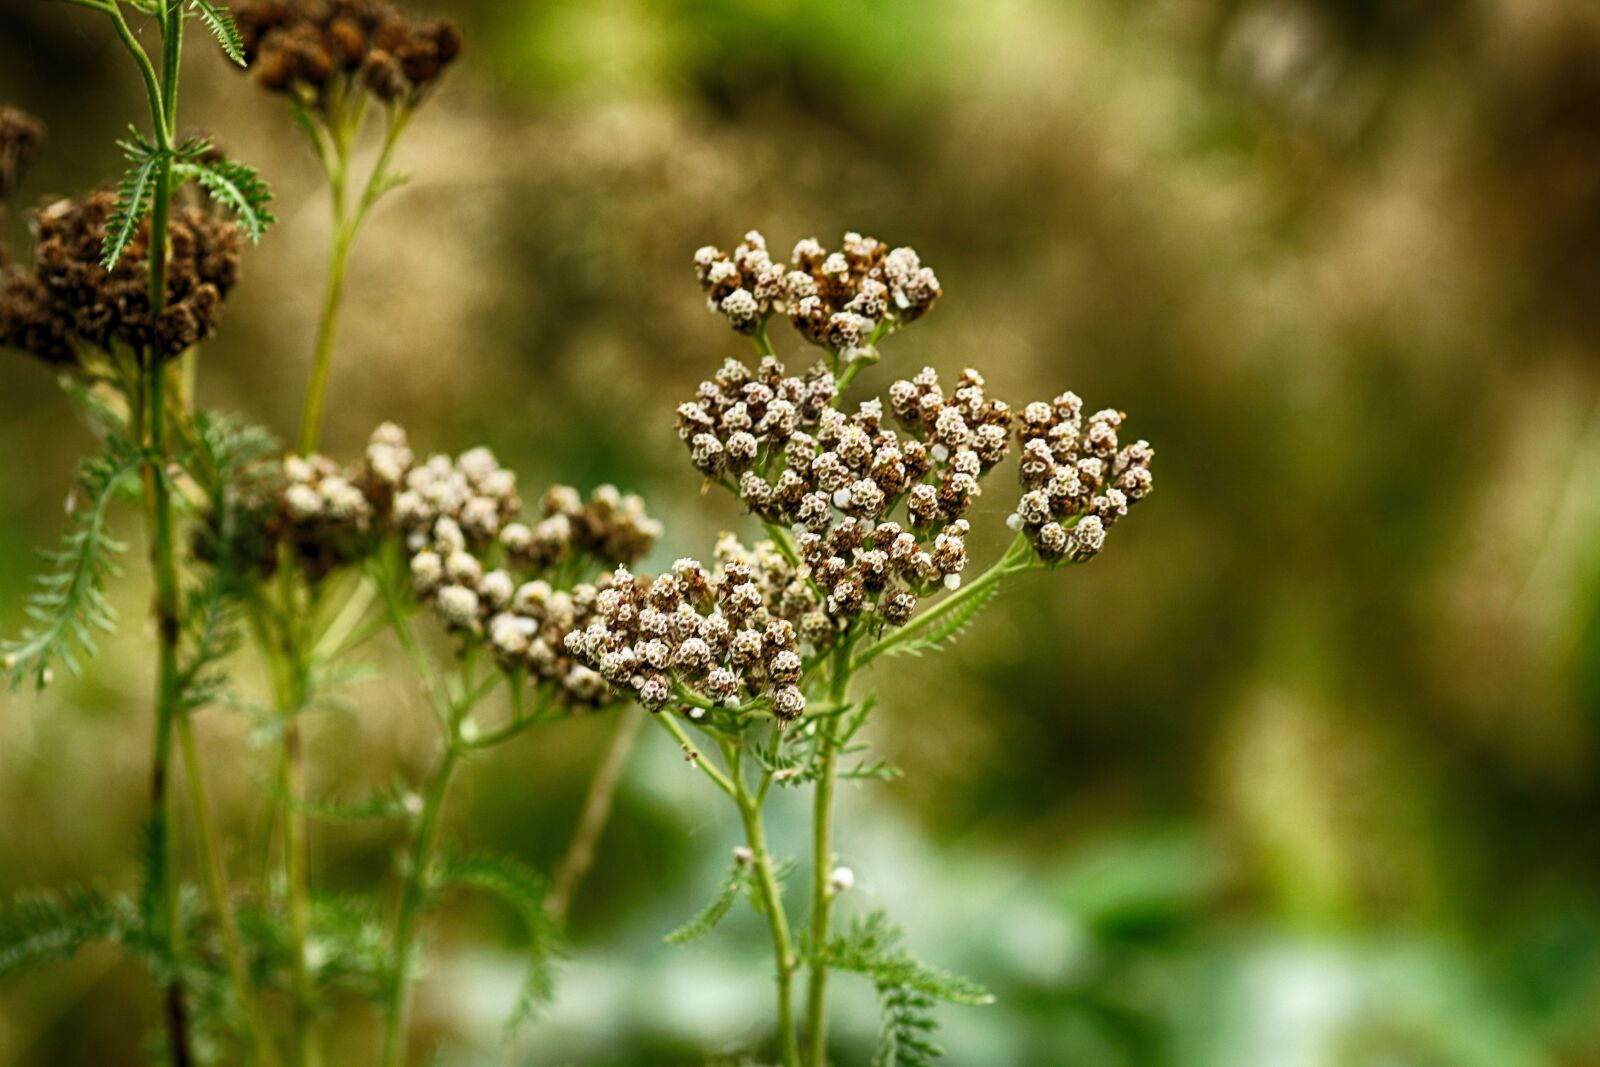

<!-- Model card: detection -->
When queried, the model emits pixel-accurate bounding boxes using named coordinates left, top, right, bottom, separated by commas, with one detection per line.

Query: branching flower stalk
left=567, top=229, right=1155, bottom=1065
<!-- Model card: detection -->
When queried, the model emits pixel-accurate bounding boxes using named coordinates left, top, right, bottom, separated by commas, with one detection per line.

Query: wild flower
left=620, top=229, right=1155, bottom=1067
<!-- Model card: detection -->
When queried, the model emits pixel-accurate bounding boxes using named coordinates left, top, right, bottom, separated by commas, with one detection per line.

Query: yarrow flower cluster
left=563, top=545, right=810, bottom=722
left=233, top=0, right=462, bottom=106
left=693, top=231, right=941, bottom=363
left=255, top=423, right=664, bottom=706
left=1009, top=394, right=1155, bottom=562
left=677, top=355, right=1013, bottom=632
left=0, top=190, right=243, bottom=363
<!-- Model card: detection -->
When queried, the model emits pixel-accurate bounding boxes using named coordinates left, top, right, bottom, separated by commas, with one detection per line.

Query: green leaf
left=817, top=911, right=993, bottom=1067
left=875, top=985, right=944, bottom=1067
left=101, top=134, right=161, bottom=269
left=888, top=583, right=1000, bottom=658
left=0, top=888, right=138, bottom=978
left=433, top=852, right=564, bottom=1029
left=3, top=436, right=141, bottom=690
left=664, top=861, right=749, bottom=945
left=189, top=0, right=246, bottom=65
left=174, top=157, right=276, bottom=244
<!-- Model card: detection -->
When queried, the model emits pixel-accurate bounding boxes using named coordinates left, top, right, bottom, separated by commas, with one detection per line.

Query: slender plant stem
left=143, top=354, right=193, bottom=1067
left=544, top=704, right=645, bottom=925
left=177, top=714, right=281, bottom=1067
left=382, top=741, right=461, bottom=1067
left=297, top=104, right=411, bottom=454
left=137, top=10, right=189, bottom=1057
left=657, top=715, right=799, bottom=1066
left=725, top=740, right=801, bottom=1067
left=282, top=709, right=318, bottom=1067
left=802, top=639, right=854, bottom=1067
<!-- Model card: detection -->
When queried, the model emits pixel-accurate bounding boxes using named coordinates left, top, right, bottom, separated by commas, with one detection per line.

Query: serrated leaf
left=818, top=911, right=992, bottom=1005
left=101, top=135, right=162, bottom=269
left=888, top=583, right=1001, bottom=659
left=818, top=910, right=993, bottom=1067
left=3, top=436, right=141, bottom=690
left=174, top=157, right=275, bottom=243
left=664, top=861, right=749, bottom=945
left=189, top=0, right=245, bottom=65
left=433, top=852, right=564, bottom=1029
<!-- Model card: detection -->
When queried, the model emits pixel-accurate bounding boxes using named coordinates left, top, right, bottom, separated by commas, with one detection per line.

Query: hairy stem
left=544, top=703, right=645, bottom=925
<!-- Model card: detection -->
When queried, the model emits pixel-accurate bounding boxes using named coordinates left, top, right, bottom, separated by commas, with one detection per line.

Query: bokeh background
left=5, top=0, right=1600, bottom=1063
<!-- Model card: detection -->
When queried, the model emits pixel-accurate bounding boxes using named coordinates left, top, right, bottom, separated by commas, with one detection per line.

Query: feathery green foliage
left=102, top=132, right=161, bottom=269
left=2, top=435, right=141, bottom=690
left=175, top=157, right=276, bottom=244
left=887, top=583, right=1001, bottom=659
left=188, top=0, right=246, bottom=66
left=665, top=860, right=751, bottom=945
left=0, top=888, right=139, bottom=978
left=817, top=911, right=992, bottom=1067
left=434, top=852, right=564, bottom=1027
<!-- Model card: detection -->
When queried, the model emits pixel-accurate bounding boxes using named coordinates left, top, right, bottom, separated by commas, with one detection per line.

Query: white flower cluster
left=1008, top=394, right=1154, bottom=562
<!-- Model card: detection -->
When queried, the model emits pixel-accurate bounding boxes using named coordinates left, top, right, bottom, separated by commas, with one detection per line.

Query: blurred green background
left=5, top=0, right=1600, bottom=1063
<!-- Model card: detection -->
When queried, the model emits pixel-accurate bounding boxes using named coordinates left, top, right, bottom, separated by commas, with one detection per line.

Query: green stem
left=298, top=105, right=411, bottom=454
left=802, top=639, right=854, bottom=1067
left=658, top=716, right=799, bottom=1066
left=177, top=714, right=281, bottom=1067
left=726, top=741, right=801, bottom=1067
left=382, top=741, right=461, bottom=1067
left=143, top=355, right=192, bottom=1067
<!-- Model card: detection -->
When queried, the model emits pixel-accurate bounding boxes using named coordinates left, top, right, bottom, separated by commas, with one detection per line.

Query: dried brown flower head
left=0, top=190, right=242, bottom=363
left=233, top=0, right=462, bottom=108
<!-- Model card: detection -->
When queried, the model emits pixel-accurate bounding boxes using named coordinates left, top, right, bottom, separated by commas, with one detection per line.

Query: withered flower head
left=232, top=0, right=463, bottom=108
left=30, top=191, right=242, bottom=359
left=1, top=190, right=243, bottom=364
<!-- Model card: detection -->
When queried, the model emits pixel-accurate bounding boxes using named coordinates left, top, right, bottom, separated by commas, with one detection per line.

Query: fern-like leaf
left=189, top=0, right=245, bottom=65
left=0, top=888, right=138, bottom=978
left=174, top=157, right=275, bottom=243
left=889, top=583, right=1001, bottom=659
left=3, top=437, right=141, bottom=690
left=664, top=861, right=749, bottom=945
left=818, top=911, right=993, bottom=1067
left=875, top=985, right=944, bottom=1067
left=433, top=852, right=564, bottom=1028
left=102, top=133, right=161, bottom=269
